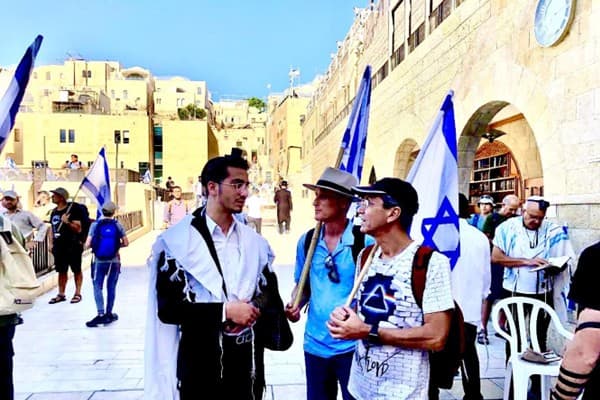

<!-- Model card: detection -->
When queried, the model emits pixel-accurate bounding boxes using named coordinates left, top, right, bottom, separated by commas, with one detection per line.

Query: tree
left=178, top=104, right=207, bottom=120
left=247, top=97, right=266, bottom=111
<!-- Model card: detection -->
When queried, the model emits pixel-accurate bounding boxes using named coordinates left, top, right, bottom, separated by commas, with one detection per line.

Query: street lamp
left=114, top=130, right=121, bottom=208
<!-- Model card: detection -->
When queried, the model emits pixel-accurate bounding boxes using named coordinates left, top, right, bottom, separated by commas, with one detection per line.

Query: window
left=111, top=90, right=115, bottom=98
left=409, top=23, right=425, bottom=52
left=82, top=70, right=92, bottom=78
left=156, top=98, right=161, bottom=105
left=68, top=129, right=75, bottom=143
left=45, top=71, right=51, bottom=80
left=123, top=90, right=128, bottom=100
left=123, top=130, right=130, bottom=144
left=33, top=72, right=37, bottom=79
left=197, top=87, right=202, bottom=95
left=236, top=141, right=243, bottom=147
left=59, top=129, right=66, bottom=143
left=14, top=129, right=21, bottom=142
left=43, top=89, right=50, bottom=97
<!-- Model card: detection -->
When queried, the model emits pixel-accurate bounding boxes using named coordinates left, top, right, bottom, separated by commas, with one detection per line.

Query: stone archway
left=393, top=138, right=419, bottom=179
left=458, top=102, right=543, bottom=204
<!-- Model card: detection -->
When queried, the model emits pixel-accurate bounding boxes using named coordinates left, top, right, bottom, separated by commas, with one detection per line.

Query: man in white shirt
left=450, top=194, right=491, bottom=400
left=492, top=196, right=574, bottom=399
left=145, top=148, right=275, bottom=400
left=328, top=178, right=454, bottom=400
left=1, top=190, right=48, bottom=246
left=245, top=188, right=264, bottom=234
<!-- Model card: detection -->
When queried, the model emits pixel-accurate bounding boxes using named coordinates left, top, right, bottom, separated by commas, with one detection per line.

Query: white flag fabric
left=81, top=147, right=111, bottom=215
left=0, top=35, right=43, bottom=155
left=142, top=169, right=152, bottom=184
left=407, top=91, right=460, bottom=269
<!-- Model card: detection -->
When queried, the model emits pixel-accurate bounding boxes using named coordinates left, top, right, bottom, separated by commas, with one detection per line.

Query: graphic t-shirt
left=50, top=204, right=85, bottom=247
left=348, top=242, right=454, bottom=400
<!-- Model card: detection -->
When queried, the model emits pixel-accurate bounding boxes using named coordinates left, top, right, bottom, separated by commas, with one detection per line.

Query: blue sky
left=0, top=0, right=366, bottom=100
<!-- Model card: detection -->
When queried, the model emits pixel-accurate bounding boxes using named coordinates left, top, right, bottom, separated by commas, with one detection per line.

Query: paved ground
left=13, top=196, right=507, bottom=399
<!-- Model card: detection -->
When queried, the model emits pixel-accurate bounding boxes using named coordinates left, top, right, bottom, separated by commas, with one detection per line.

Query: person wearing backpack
left=48, top=187, right=88, bottom=305
left=84, top=201, right=128, bottom=327
left=285, top=167, right=374, bottom=400
left=328, top=178, right=454, bottom=400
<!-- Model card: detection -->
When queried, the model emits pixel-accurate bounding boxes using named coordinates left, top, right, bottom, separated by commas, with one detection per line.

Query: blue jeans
left=305, top=351, right=355, bottom=400
left=91, top=261, right=120, bottom=314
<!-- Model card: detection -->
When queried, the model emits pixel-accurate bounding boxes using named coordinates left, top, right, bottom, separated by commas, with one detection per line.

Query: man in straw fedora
left=286, top=167, right=373, bottom=400
left=327, top=178, right=454, bottom=400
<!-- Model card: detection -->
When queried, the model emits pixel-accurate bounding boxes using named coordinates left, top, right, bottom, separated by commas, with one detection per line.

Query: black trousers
left=0, top=324, right=15, bottom=400
left=461, top=323, right=483, bottom=400
left=179, top=335, right=262, bottom=400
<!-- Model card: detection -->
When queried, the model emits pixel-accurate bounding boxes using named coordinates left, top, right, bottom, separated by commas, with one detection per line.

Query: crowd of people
left=1, top=148, right=598, bottom=400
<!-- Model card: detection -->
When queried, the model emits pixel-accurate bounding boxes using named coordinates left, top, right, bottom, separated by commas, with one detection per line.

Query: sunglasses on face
left=324, top=254, right=340, bottom=283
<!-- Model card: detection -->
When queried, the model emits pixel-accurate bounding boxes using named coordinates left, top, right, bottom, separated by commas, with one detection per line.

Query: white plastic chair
left=492, top=297, right=574, bottom=400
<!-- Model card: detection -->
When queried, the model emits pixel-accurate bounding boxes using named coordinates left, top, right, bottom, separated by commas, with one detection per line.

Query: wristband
left=368, top=322, right=381, bottom=345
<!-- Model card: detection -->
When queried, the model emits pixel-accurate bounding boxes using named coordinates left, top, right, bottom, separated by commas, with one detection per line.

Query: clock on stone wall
left=534, top=0, right=576, bottom=47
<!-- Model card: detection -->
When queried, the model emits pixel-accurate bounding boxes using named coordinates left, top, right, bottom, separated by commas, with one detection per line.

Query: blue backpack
left=91, top=219, right=122, bottom=260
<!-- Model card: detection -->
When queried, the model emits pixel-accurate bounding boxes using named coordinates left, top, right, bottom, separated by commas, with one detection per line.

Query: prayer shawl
left=144, top=214, right=273, bottom=400
left=494, top=216, right=575, bottom=323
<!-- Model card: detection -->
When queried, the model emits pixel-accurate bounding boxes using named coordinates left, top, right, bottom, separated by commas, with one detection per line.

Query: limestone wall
left=304, top=0, right=600, bottom=252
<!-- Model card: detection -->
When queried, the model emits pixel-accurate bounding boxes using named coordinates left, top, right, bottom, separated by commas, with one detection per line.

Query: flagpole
left=291, top=65, right=372, bottom=309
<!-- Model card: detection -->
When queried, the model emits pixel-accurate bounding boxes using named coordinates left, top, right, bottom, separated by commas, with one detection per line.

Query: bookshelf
left=469, top=153, right=519, bottom=204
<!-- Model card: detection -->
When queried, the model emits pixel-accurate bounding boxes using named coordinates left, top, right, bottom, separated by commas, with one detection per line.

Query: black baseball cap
left=352, top=177, right=419, bottom=217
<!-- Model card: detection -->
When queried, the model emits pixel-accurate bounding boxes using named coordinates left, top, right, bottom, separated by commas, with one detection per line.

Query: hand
left=529, top=257, right=548, bottom=267
left=285, top=302, right=301, bottom=322
left=327, top=306, right=370, bottom=340
left=225, top=301, right=260, bottom=327
left=60, top=213, right=70, bottom=224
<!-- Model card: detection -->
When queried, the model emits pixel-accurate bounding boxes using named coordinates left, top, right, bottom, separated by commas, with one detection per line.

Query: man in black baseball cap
left=328, top=177, right=454, bottom=400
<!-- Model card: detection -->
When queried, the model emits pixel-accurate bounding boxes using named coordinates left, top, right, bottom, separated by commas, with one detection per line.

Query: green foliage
left=178, top=104, right=207, bottom=120
left=247, top=97, right=266, bottom=110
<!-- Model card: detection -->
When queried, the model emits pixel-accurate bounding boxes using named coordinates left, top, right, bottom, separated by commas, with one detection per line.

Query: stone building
left=301, top=0, right=599, bottom=251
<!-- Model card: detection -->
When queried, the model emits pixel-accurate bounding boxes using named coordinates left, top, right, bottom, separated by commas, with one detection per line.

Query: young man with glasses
left=286, top=167, right=373, bottom=400
left=492, top=196, right=575, bottom=399
left=327, top=177, right=454, bottom=400
left=145, top=149, right=275, bottom=400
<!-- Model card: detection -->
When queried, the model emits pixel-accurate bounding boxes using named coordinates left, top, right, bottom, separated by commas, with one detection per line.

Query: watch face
left=534, top=0, right=575, bottom=47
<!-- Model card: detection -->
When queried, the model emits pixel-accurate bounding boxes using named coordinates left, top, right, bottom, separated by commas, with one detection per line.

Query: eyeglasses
left=324, top=254, right=340, bottom=283
left=358, top=195, right=399, bottom=210
left=220, top=180, right=251, bottom=192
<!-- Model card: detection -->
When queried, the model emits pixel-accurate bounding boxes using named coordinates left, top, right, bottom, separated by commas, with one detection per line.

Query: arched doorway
left=393, top=138, right=419, bottom=179
left=459, top=102, right=543, bottom=206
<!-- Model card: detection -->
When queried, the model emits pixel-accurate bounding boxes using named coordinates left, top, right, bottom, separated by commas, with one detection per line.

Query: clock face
left=534, top=0, right=576, bottom=47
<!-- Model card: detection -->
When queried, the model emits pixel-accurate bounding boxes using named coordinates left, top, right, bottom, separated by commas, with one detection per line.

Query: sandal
left=49, top=294, right=66, bottom=304
left=70, top=294, right=82, bottom=304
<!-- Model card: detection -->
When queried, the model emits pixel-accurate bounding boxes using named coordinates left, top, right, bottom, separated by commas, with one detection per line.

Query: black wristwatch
left=368, top=322, right=381, bottom=345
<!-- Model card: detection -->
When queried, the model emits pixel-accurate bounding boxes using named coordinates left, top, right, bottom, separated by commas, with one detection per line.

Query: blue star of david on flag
left=421, top=196, right=460, bottom=267
left=407, top=91, right=460, bottom=269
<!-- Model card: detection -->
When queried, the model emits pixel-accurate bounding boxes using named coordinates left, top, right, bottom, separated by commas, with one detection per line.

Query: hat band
left=316, top=179, right=352, bottom=195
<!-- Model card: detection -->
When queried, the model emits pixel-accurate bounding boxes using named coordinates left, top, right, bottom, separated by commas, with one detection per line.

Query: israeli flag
left=0, top=35, right=43, bottom=155
left=407, top=91, right=460, bottom=269
left=339, top=65, right=371, bottom=182
left=5, top=156, right=18, bottom=170
left=81, top=147, right=111, bottom=217
left=142, top=169, right=152, bottom=184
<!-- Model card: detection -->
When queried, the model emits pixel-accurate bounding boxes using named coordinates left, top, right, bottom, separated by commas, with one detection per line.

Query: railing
left=116, top=210, right=144, bottom=232
left=31, top=211, right=143, bottom=277
left=31, top=229, right=53, bottom=277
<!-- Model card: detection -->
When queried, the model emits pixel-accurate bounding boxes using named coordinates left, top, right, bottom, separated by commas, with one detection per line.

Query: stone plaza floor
left=13, top=199, right=507, bottom=399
